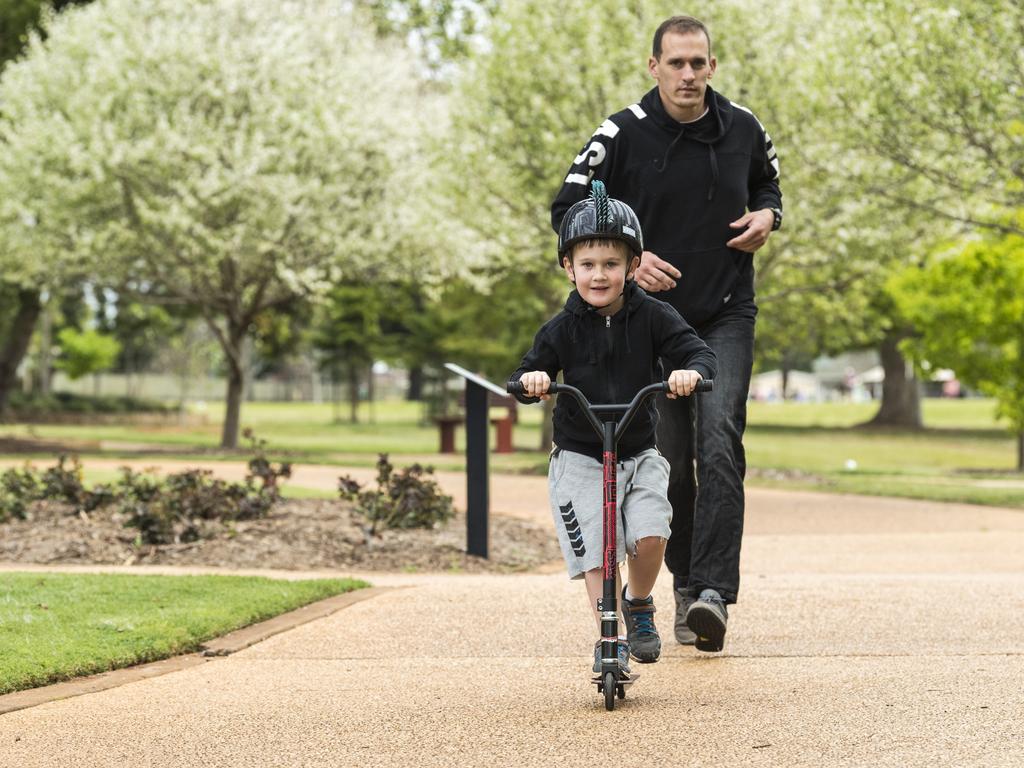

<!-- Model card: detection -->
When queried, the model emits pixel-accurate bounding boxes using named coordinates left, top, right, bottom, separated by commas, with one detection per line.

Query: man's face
left=648, top=30, right=716, bottom=122
left=563, top=241, right=638, bottom=315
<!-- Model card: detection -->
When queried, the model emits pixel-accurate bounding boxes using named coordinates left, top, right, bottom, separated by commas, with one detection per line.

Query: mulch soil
left=0, top=500, right=562, bottom=574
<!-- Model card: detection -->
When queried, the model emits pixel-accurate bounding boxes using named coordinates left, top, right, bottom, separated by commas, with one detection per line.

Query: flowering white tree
left=0, top=0, right=453, bottom=447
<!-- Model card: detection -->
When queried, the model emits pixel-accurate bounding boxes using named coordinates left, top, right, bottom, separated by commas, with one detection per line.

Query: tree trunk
left=406, top=365, right=424, bottom=401
left=37, top=301, right=53, bottom=395
left=1017, top=431, right=1023, bottom=473
left=781, top=365, right=791, bottom=401
left=348, top=365, right=359, bottom=424
left=865, top=331, right=923, bottom=428
left=178, top=368, right=191, bottom=427
left=367, top=365, right=376, bottom=424
left=0, top=288, right=42, bottom=416
left=219, top=327, right=247, bottom=449
left=331, top=371, right=342, bottom=423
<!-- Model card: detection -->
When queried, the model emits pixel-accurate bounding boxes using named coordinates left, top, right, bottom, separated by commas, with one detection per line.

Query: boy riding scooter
left=509, top=181, right=716, bottom=676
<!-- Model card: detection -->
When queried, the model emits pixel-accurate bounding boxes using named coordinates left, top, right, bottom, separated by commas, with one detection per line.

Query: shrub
left=243, top=428, right=292, bottom=500
left=5, top=390, right=172, bottom=418
left=0, top=467, right=41, bottom=522
left=339, top=454, right=454, bottom=535
left=0, top=432, right=289, bottom=544
left=39, top=455, right=91, bottom=508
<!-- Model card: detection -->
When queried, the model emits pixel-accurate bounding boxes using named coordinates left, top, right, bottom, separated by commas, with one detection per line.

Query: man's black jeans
left=656, top=307, right=755, bottom=605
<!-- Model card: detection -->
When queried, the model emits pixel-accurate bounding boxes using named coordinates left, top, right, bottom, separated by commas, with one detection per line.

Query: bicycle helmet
left=557, top=180, right=644, bottom=262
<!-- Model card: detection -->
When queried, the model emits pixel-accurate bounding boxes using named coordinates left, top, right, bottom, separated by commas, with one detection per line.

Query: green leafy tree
left=54, top=327, right=120, bottom=384
left=359, top=0, right=496, bottom=69
left=826, top=0, right=1023, bottom=237
left=313, top=282, right=385, bottom=423
left=446, top=0, right=678, bottom=447
left=891, top=235, right=1024, bottom=470
left=0, top=0, right=454, bottom=447
left=799, top=0, right=1023, bottom=425
left=0, top=0, right=94, bottom=415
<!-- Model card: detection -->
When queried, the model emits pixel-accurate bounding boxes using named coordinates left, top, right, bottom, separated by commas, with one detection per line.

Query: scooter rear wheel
left=604, top=671, right=616, bottom=711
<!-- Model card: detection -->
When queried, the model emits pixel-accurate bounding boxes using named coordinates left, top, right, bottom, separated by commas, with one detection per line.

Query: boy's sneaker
left=621, top=586, right=661, bottom=663
left=592, top=640, right=631, bottom=674
left=673, top=589, right=696, bottom=645
left=685, top=588, right=728, bottom=652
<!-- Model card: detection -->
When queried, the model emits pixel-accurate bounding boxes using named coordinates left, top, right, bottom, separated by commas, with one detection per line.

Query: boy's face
left=563, top=241, right=639, bottom=316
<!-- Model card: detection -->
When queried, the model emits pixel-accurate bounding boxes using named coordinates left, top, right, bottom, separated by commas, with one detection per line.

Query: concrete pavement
left=2, top=478, right=1024, bottom=767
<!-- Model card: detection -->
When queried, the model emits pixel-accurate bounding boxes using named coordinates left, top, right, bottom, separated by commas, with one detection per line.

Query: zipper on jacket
left=604, top=314, right=614, bottom=402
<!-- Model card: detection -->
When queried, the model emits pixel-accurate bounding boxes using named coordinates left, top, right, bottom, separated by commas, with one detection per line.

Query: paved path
left=2, top=473, right=1024, bottom=767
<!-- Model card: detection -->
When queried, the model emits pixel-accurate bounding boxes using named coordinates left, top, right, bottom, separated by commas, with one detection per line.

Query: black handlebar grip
left=507, top=380, right=560, bottom=396
left=696, top=379, right=714, bottom=393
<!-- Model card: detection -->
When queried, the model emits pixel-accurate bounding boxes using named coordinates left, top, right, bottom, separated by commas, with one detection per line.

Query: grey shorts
left=548, top=447, right=672, bottom=580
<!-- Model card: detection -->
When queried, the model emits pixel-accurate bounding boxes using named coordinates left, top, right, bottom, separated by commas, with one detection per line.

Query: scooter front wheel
left=604, top=671, right=616, bottom=711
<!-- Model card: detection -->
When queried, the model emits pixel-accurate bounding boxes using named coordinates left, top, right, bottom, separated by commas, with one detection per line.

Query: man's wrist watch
left=769, top=207, right=783, bottom=231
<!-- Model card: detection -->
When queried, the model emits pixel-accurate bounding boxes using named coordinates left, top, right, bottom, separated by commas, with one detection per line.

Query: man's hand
left=519, top=371, right=552, bottom=400
left=726, top=209, right=775, bottom=253
left=667, top=369, right=702, bottom=399
left=634, top=250, right=680, bottom=293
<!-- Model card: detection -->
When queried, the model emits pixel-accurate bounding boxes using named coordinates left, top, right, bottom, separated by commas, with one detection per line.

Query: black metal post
left=465, top=381, right=489, bottom=558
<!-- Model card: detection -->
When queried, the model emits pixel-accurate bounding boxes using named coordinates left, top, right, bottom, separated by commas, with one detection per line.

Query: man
left=550, top=15, right=782, bottom=654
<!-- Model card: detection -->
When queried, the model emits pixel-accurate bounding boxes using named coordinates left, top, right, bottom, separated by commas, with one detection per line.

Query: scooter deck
left=592, top=672, right=639, bottom=686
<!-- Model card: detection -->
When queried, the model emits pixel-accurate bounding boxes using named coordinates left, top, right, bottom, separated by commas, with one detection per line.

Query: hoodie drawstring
left=654, top=126, right=719, bottom=201
left=707, top=144, right=719, bottom=201
left=655, top=127, right=686, bottom=174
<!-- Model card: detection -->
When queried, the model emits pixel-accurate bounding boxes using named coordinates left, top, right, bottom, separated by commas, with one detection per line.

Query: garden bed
left=0, top=498, right=561, bottom=574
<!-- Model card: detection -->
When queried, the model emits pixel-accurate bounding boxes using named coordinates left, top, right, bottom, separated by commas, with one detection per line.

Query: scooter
left=507, top=378, right=712, bottom=710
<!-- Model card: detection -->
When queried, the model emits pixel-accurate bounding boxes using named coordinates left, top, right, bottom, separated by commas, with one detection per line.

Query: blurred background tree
left=0, top=0, right=94, bottom=416
left=0, top=0, right=1020, bottom=464
left=0, top=0, right=461, bottom=447
left=892, top=234, right=1024, bottom=470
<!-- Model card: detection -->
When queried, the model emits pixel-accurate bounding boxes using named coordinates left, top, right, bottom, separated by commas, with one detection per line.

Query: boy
left=510, top=181, right=717, bottom=669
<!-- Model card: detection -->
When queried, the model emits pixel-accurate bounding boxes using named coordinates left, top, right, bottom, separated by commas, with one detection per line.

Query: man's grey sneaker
left=685, top=588, right=728, bottom=652
left=592, top=639, right=631, bottom=674
left=621, top=586, right=661, bottom=663
left=673, top=588, right=696, bottom=645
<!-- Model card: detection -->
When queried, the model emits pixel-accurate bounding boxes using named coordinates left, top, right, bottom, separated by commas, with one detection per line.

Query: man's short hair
left=652, top=15, right=712, bottom=59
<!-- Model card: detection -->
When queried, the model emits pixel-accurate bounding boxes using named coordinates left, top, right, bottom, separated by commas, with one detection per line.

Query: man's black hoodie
left=551, top=86, right=782, bottom=328
left=510, top=281, right=717, bottom=461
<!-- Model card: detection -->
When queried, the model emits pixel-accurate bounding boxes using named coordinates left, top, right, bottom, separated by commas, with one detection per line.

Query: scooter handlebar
left=506, top=379, right=713, bottom=397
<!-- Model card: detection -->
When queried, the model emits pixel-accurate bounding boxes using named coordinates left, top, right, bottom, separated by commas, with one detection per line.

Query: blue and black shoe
left=621, top=585, right=661, bottom=663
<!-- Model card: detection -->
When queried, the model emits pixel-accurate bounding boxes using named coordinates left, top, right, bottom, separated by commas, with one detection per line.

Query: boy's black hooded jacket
left=551, top=86, right=782, bottom=328
left=510, top=282, right=717, bottom=461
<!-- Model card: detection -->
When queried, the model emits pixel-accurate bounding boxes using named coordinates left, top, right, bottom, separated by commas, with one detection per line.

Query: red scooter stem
left=601, top=422, right=618, bottom=670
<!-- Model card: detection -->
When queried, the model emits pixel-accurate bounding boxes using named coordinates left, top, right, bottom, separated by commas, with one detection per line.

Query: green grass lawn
left=1, top=396, right=1022, bottom=508
left=0, top=572, right=367, bottom=695
left=742, top=398, right=1024, bottom=506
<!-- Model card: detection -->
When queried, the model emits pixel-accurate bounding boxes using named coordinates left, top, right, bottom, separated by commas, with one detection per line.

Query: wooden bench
left=435, top=390, right=518, bottom=454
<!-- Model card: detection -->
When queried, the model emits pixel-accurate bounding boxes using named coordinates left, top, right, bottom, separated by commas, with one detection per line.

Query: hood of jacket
left=640, top=84, right=733, bottom=144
